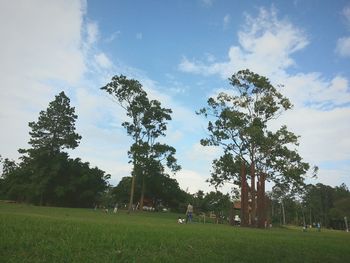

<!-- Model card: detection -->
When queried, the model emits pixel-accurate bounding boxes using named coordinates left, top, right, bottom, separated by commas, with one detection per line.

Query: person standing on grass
left=186, top=203, right=193, bottom=223
left=113, top=203, right=118, bottom=213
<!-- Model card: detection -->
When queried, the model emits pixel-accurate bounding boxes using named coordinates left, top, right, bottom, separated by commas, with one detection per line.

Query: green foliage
left=208, top=153, right=242, bottom=189
left=0, top=92, right=109, bottom=207
left=112, top=174, right=188, bottom=212
left=0, top=153, right=110, bottom=207
left=189, top=190, right=232, bottom=220
left=269, top=183, right=350, bottom=229
left=22, top=91, right=81, bottom=155
left=112, top=177, right=132, bottom=205
left=303, top=183, right=350, bottom=228
left=198, top=69, right=309, bottom=190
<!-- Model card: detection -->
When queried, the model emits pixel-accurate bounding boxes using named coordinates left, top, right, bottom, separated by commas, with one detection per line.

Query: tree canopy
left=22, top=91, right=81, bottom=156
left=198, top=69, right=311, bottom=227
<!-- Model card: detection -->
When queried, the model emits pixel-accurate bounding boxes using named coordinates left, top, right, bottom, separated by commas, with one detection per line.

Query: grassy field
left=1, top=203, right=350, bottom=263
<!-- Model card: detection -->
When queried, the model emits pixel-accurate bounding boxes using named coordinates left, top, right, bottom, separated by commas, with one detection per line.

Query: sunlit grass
left=1, top=203, right=350, bottom=262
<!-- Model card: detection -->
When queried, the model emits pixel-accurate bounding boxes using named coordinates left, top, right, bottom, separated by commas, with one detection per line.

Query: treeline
left=269, top=183, right=350, bottom=229
left=0, top=153, right=108, bottom=207
left=0, top=92, right=110, bottom=207
left=103, top=175, right=188, bottom=212
left=102, top=178, right=232, bottom=216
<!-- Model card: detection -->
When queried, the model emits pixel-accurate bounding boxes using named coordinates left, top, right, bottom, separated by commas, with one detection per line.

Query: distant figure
left=317, top=222, right=321, bottom=232
left=302, top=225, right=307, bottom=232
left=113, top=203, right=118, bottom=213
left=186, top=203, right=193, bottom=223
left=178, top=217, right=185, bottom=224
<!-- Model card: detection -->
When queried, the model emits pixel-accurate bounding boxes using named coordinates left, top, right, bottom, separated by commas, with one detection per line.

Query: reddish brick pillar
left=240, top=161, right=249, bottom=227
left=257, top=173, right=267, bottom=228
left=250, top=162, right=256, bottom=226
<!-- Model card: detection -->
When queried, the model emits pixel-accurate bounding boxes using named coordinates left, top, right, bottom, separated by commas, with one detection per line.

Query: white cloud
left=311, top=166, right=350, bottom=188
left=178, top=57, right=204, bottom=74
left=335, top=6, right=350, bottom=58
left=104, top=31, right=121, bottom=43
left=176, top=168, right=233, bottom=194
left=223, top=14, right=231, bottom=30
left=200, top=0, right=214, bottom=7
left=187, top=143, right=221, bottom=162
left=335, top=37, right=350, bottom=57
left=178, top=6, right=350, bottom=188
left=0, top=1, right=130, bottom=187
left=0, top=0, right=86, bottom=160
left=179, top=7, right=308, bottom=78
left=86, top=21, right=99, bottom=45
left=270, top=107, right=350, bottom=163
left=205, top=52, right=216, bottom=63
left=342, top=5, right=350, bottom=27
left=94, top=53, right=113, bottom=69
left=279, top=73, right=350, bottom=108
left=176, top=169, right=213, bottom=193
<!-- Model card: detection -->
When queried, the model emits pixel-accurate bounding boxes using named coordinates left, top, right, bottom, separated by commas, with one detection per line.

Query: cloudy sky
left=1, top=0, right=349, bottom=194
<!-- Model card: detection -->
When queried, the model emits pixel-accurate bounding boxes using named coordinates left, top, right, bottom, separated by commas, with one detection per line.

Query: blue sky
left=1, top=0, right=350, bottom=194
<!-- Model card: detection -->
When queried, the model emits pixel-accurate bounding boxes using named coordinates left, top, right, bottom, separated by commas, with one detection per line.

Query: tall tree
left=101, top=76, right=147, bottom=212
left=17, top=91, right=82, bottom=205
left=198, top=69, right=309, bottom=227
left=21, top=91, right=81, bottom=156
left=101, top=75, right=180, bottom=212
left=130, top=98, right=180, bottom=209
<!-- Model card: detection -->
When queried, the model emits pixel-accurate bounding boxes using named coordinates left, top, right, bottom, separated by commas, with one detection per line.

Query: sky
left=1, top=0, right=350, bottom=194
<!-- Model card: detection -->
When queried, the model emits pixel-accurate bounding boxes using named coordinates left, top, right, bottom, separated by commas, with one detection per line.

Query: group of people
left=303, top=222, right=321, bottom=232
left=178, top=203, right=193, bottom=224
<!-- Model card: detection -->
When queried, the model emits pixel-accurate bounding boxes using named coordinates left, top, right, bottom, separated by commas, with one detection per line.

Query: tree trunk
left=281, top=200, right=286, bottom=225
left=250, top=162, right=256, bottom=226
left=128, top=165, right=137, bottom=214
left=140, top=175, right=145, bottom=210
left=240, top=161, right=249, bottom=227
left=257, top=173, right=266, bottom=228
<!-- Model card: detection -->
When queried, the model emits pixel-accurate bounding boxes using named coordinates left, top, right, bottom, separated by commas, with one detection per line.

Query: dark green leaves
left=26, top=91, right=81, bottom=155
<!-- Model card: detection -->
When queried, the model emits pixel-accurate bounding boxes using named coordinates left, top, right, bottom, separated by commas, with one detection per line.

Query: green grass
left=1, top=203, right=350, bottom=263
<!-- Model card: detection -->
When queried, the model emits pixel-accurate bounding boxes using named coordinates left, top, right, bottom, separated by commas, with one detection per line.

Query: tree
left=0, top=92, right=109, bottom=207
left=198, top=69, right=309, bottom=227
left=130, top=98, right=181, bottom=209
left=21, top=91, right=81, bottom=156
left=101, top=75, right=180, bottom=212
left=17, top=91, right=82, bottom=205
left=203, top=191, right=232, bottom=223
left=112, top=173, right=187, bottom=212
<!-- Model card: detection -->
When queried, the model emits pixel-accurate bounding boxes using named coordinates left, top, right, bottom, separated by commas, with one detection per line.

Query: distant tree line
left=268, top=183, right=350, bottom=230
